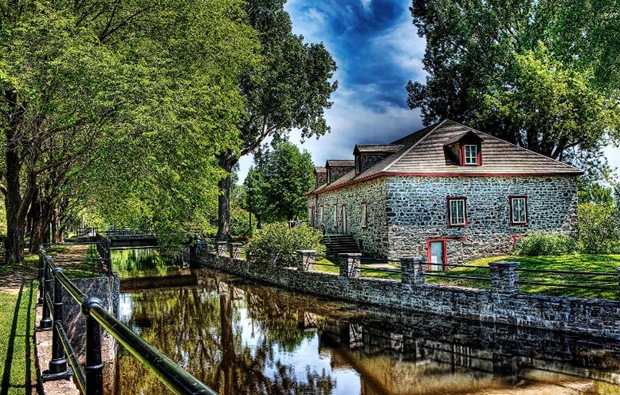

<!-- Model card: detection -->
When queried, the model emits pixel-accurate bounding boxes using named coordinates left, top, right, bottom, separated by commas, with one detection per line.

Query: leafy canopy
left=407, top=0, right=620, bottom=176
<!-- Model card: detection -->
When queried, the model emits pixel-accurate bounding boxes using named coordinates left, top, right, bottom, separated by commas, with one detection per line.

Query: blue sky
left=238, top=0, right=620, bottom=182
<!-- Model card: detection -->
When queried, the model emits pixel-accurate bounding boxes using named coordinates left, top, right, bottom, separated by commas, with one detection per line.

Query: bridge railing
left=38, top=247, right=218, bottom=395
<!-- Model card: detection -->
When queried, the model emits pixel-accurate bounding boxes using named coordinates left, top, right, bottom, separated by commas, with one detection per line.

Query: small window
left=319, top=206, right=324, bottom=224
left=510, top=196, right=528, bottom=225
left=447, top=198, right=467, bottom=227
left=327, top=168, right=332, bottom=183
left=464, top=145, right=478, bottom=165
left=333, top=204, right=338, bottom=228
left=360, top=203, right=368, bottom=229
left=355, top=156, right=361, bottom=174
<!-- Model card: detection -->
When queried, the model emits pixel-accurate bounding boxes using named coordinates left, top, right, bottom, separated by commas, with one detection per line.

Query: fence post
left=489, top=261, right=520, bottom=295
left=339, top=253, right=361, bottom=278
left=105, top=239, right=112, bottom=276
left=38, top=254, right=45, bottom=305
left=296, top=250, right=316, bottom=272
left=39, top=258, right=53, bottom=330
left=216, top=241, right=228, bottom=257
left=401, top=257, right=427, bottom=285
left=230, top=243, right=243, bottom=260
left=49, top=268, right=68, bottom=375
left=82, top=297, right=104, bottom=395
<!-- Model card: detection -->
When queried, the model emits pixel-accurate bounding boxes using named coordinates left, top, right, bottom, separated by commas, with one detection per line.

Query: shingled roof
left=354, top=144, right=403, bottom=154
left=308, top=120, right=583, bottom=196
left=326, top=160, right=355, bottom=167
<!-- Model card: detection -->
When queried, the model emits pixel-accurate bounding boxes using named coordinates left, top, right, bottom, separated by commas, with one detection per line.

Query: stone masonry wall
left=197, top=251, right=620, bottom=340
left=309, top=178, right=388, bottom=256
left=386, top=175, right=578, bottom=261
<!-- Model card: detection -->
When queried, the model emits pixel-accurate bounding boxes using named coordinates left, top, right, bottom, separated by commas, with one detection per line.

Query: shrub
left=230, top=207, right=255, bottom=238
left=246, top=222, right=325, bottom=266
left=578, top=203, right=620, bottom=254
left=516, top=231, right=576, bottom=256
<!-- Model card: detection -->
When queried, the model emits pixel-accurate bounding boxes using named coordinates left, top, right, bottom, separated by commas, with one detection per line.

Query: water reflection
left=115, top=251, right=620, bottom=394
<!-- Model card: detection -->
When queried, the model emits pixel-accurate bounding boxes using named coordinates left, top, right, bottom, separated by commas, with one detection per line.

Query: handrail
left=39, top=247, right=218, bottom=395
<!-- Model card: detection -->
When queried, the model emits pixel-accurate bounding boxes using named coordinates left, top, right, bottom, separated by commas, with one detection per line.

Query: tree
left=215, top=0, right=337, bottom=240
left=407, top=0, right=620, bottom=174
left=244, top=141, right=314, bottom=222
left=1, top=0, right=261, bottom=264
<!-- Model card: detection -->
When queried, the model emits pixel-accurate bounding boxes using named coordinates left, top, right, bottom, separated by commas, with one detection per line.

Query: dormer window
left=327, top=168, right=332, bottom=183
left=464, top=145, right=478, bottom=165
left=355, top=156, right=361, bottom=174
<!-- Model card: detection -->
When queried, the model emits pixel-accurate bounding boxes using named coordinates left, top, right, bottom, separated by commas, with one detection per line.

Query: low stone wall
left=196, top=249, right=620, bottom=340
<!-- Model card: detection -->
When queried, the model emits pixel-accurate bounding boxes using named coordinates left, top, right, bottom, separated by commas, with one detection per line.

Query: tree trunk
left=216, top=152, right=235, bottom=241
left=28, top=189, right=42, bottom=253
left=4, top=98, right=31, bottom=264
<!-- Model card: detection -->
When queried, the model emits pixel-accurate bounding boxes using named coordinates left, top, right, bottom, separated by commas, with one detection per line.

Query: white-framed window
left=464, top=145, right=478, bottom=165
left=510, top=196, right=528, bottom=225
left=333, top=204, right=338, bottom=228
left=448, top=198, right=467, bottom=227
left=360, top=203, right=368, bottom=229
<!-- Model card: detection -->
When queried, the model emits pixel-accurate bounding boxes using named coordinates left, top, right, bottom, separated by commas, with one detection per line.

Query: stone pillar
left=489, top=261, right=520, bottom=294
left=401, top=257, right=427, bottom=285
left=230, top=243, right=243, bottom=260
left=339, top=253, right=361, bottom=279
left=216, top=241, right=228, bottom=257
left=296, top=250, right=316, bottom=271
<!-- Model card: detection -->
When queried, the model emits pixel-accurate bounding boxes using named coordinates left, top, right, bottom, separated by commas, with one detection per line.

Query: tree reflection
left=117, top=276, right=337, bottom=394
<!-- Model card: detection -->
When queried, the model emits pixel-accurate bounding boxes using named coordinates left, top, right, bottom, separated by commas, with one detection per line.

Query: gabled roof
left=326, top=160, right=354, bottom=167
left=308, top=120, right=583, bottom=196
left=314, top=166, right=326, bottom=173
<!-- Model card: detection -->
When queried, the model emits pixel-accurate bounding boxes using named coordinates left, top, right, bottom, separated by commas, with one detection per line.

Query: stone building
left=306, top=120, right=582, bottom=267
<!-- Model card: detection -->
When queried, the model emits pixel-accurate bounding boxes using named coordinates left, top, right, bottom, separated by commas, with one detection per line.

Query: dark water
left=114, top=249, right=620, bottom=394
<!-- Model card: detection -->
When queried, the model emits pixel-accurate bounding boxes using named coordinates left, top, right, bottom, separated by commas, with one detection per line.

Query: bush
left=230, top=207, right=255, bottom=238
left=246, top=222, right=325, bottom=266
left=578, top=203, right=620, bottom=254
left=516, top=231, right=576, bottom=256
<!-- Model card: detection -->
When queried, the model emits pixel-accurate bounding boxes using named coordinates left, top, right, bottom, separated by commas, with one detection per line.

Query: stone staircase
left=323, top=234, right=361, bottom=257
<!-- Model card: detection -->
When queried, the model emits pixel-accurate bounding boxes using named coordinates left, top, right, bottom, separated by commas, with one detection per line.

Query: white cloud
left=237, top=100, right=423, bottom=183
left=371, top=16, right=426, bottom=78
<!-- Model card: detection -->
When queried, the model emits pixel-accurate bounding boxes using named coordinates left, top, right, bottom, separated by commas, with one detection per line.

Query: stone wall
left=308, top=174, right=577, bottom=261
left=386, top=175, right=578, bottom=261
left=309, top=177, right=388, bottom=256
left=360, top=154, right=388, bottom=173
left=196, top=250, right=620, bottom=340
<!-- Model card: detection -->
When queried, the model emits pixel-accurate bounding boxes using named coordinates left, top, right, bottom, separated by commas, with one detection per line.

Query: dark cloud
left=238, top=0, right=427, bottom=181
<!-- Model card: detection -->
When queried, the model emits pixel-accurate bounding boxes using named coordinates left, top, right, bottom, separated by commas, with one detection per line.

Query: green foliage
left=216, top=0, right=337, bottom=239
left=244, top=141, right=314, bottom=222
left=516, top=231, right=577, bottom=256
left=230, top=206, right=255, bottom=238
left=407, top=0, right=620, bottom=176
left=578, top=203, right=620, bottom=254
left=246, top=222, right=325, bottom=267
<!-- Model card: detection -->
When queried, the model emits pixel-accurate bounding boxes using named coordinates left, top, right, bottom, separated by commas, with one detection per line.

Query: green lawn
left=315, top=254, right=620, bottom=300
left=0, top=284, right=37, bottom=395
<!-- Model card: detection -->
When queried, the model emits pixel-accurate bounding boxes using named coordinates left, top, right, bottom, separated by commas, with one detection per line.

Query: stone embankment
left=196, top=243, right=620, bottom=340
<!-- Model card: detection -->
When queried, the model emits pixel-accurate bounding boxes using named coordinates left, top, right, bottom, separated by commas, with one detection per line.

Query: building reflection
left=116, top=267, right=620, bottom=395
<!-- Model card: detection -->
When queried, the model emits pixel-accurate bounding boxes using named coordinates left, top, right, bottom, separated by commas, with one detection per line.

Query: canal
left=113, top=248, right=620, bottom=394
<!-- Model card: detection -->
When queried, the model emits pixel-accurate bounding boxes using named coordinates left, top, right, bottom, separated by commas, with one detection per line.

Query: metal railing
left=38, top=247, right=218, bottom=395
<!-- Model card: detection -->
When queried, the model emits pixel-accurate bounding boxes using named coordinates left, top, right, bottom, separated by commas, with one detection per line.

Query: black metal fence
left=38, top=246, right=218, bottom=395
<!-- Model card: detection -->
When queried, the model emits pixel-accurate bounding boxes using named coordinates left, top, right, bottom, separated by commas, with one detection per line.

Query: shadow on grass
left=0, top=281, right=34, bottom=395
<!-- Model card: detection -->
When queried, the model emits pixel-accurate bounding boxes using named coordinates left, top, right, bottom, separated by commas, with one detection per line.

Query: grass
left=315, top=254, right=620, bottom=300
left=0, top=283, right=37, bottom=395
